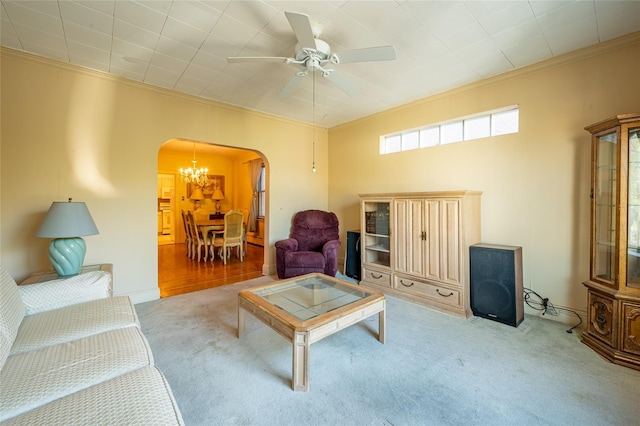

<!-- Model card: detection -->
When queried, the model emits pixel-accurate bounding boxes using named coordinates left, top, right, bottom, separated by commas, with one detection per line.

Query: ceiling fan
left=227, top=11, right=396, bottom=98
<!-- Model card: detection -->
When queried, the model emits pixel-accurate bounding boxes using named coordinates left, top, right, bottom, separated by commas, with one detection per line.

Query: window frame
left=380, top=105, right=519, bottom=154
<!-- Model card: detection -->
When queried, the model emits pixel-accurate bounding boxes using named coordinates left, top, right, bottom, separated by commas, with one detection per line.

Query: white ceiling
left=1, top=1, right=639, bottom=129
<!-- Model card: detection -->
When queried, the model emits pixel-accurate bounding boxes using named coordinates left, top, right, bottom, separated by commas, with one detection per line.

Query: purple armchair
left=275, top=210, right=341, bottom=279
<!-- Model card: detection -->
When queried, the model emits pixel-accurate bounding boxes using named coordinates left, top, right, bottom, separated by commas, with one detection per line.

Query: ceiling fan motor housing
left=295, top=38, right=331, bottom=61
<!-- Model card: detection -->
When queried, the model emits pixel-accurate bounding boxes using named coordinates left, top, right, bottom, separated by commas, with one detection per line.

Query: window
left=380, top=106, right=519, bottom=154
left=258, top=164, right=266, bottom=217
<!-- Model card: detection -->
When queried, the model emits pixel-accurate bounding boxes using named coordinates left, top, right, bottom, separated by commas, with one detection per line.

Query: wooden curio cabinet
left=582, top=113, right=640, bottom=370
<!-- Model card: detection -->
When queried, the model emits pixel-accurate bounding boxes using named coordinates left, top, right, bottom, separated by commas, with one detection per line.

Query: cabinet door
left=394, top=199, right=425, bottom=276
left=424, top=200, right=441, bottom=281
left=441, top=199, right=461, bottom=285
left=621, top=302, right=640, bottom=355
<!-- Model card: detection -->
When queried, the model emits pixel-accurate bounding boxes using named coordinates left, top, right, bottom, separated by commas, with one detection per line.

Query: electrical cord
left=523, top=287, right=583, bottom=334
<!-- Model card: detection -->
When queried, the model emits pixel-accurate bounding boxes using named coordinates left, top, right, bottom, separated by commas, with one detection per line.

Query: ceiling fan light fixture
left=227, top=11, right=396, bottom=98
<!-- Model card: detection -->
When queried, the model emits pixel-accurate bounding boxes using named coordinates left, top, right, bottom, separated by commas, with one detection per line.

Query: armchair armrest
left=322, top=239, right=341, bottom=277
left=18, top=271, right=112, bottom=316
left=275, top=238, right=298, bottom=252
left=322, top=239, right=341, bottom=255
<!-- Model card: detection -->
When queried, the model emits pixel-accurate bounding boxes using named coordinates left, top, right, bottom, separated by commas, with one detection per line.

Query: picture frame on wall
left=187, top=175, right=224, bottom=198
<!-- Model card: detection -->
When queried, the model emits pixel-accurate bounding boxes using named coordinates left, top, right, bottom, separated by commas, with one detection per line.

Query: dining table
left=196, top=219, right=225, bottom=239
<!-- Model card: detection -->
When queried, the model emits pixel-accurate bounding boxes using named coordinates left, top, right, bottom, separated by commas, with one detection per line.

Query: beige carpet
left=136, top=276, right=640, bottom=426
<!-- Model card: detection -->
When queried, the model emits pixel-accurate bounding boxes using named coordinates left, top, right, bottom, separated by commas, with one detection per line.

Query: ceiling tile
left=222, top=0, right=279, bottom=32
left=535, top=1, right=596, bottom=34
left=109, top=64, right=145, bottom=82
left=467, top=50, right=514, bottom=78
left=168, top=0, right=221, bottom=33
left=440, top=22, right=489, bottom=51
left=501, top=35, right=553, bottom=68
left=209, top=13, right=261, bottom=48
left=59, top=1, right=113, bottom=35
left=64, top=21, right=112, bottom=51
left=21, top=39, right=68, bottom=62
left=190, top=48, right=227, bottom=71
left=73, top=0, right=115, bottom=16
left=543, top=15, right=599, bottom=56
left=464, top=0, right=520, bottom=21
left=111, top=37, right=154, bottom=62
left=161, top=17, right=209, bottom=49
left=155, top=35, right=197, bottom=62
left=174, top=74, right=209, bottom=96
left=12, top=21, right=66, bottom=52
left=477, top=1, right=535, bottom=35
left=529, top=1, right=574, bottom=18
left=490, top=18, right=544, bottom=49
left=113, top=18, right=160, bottom=50
left=149, top=50, right=189, bottom=74
left=114, top=0, right=167, bottom=34
left=595, top=2, right=640, bottom=41
left=2, top=1, right=64, bottom=36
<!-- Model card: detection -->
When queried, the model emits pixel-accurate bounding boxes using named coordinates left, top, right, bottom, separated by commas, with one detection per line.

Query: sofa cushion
left=0, top=266, right=25, bottom=370
left=0, top=327, right=154, bottom=422
left=10, top=296, right=138, bottom=356
left=3, top=366, right=184, bottom=425
left=18, top=271, right=112, bottom=315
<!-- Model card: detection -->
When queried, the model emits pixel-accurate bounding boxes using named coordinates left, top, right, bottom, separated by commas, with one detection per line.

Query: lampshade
left=212, top=189, right=225, bottom=200
left=36, top=201, right=99, bottom=238
left=190, top=188, right=205, bottom=200
left=36, top=200, right=99, bottom=277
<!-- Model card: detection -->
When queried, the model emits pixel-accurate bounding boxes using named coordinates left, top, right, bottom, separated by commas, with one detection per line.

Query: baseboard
left=125, top=288, right=161, bottom=304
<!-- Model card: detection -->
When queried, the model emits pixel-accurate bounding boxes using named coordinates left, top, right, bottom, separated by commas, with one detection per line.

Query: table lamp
left=212, top=189, right=225, bottom=214
left=190, top=187, right=204, bottom=210
left=36, top=199, right=99, bottom=277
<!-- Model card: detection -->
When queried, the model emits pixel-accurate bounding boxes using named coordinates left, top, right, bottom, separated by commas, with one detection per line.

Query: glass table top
left=251, top=276, right=375, bottom=321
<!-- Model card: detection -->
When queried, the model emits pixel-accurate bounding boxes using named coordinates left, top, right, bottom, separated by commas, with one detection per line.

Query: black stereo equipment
left=469, top=244, right=523, bottom=327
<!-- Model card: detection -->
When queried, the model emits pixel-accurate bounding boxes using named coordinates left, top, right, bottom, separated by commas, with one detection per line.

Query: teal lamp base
left=48, top=237, right=87, bottom=277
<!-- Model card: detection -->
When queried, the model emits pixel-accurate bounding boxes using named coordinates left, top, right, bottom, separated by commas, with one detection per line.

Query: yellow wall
left=0, top=48, right=328, bottom=302
left=2, top=33, right=639, bottom=318
left=328, top=33, right=640, bottom=320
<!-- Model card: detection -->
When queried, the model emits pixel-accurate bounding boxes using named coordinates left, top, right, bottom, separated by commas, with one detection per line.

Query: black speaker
left=470, top=244, right=523, bottom=327
left=345, top=230, right=361, bottom=280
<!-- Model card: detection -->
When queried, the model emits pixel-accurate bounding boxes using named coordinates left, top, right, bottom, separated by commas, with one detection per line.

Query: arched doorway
left=157, top=138, right=268, bottom=297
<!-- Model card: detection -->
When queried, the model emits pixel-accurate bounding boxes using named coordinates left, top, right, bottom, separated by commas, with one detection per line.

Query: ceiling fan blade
left=323, top=71, right=361, bottom=97
left=227, top=56, right=289, bottom=63
left=333, top=46, right=397, bottom=64
left=278, top=72, right=306, bottom=98
left=285, top=11, right=317, bottom=50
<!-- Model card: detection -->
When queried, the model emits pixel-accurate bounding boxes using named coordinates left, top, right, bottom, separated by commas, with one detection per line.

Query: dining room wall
left=157, top=141, right=261, bottom=245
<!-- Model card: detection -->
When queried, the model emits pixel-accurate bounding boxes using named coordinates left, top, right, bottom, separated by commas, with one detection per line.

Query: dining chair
left=187, top=210, right=211, bottom=262
left=181, top=210, right=192, bottom=258
left=212, top=210, right=244, bottom=264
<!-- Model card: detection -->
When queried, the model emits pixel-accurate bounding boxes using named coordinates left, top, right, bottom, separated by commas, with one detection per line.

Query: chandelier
left=179, top=143, right=208, bottom=186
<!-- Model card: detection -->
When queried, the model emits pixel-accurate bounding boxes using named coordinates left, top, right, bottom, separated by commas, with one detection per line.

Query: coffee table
left=237, top=273, right=386, bottom=391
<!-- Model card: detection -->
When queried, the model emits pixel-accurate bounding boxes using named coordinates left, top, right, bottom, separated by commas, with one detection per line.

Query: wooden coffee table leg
left=292, top=331, right=310, bottom=391
left=378, top=307, right=386, bottom=344
left=237, top=305, right=245, bottom=338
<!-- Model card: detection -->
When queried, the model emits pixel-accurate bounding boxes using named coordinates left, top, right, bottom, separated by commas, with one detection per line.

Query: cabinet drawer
left=393, top=276, right=461, bottom=308
left=361, top=268, right=391, bottom=288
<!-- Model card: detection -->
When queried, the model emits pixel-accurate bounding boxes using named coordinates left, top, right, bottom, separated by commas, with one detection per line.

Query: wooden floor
left=158, top=242, right=265, bottom=298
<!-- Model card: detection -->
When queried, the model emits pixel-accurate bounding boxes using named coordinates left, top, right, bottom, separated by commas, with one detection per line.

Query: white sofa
left=0, top=266, right=184, bottom=425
